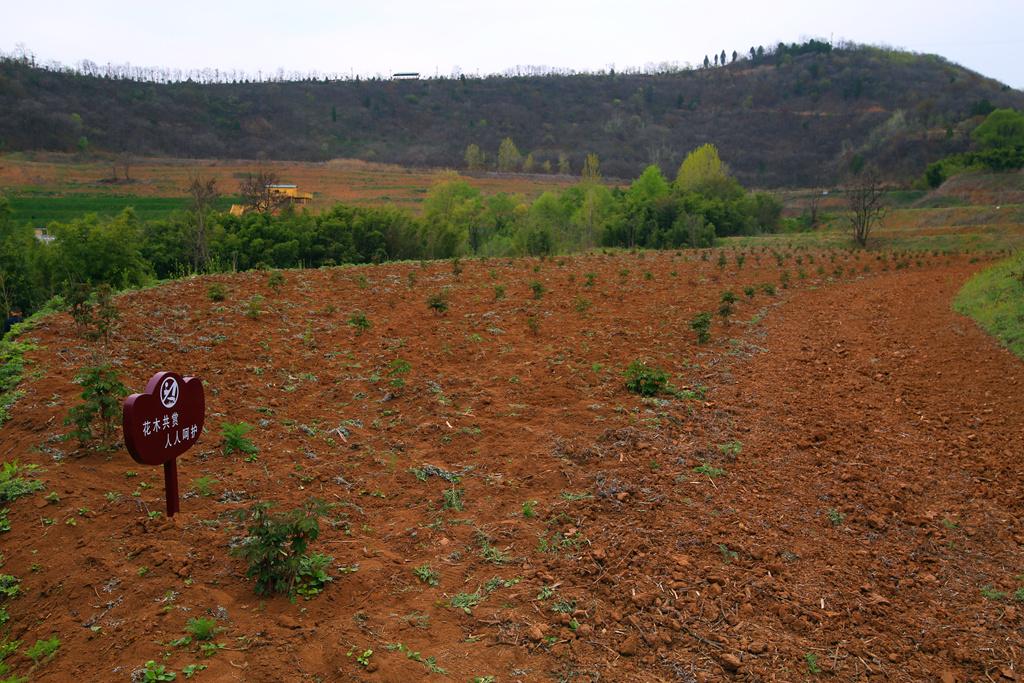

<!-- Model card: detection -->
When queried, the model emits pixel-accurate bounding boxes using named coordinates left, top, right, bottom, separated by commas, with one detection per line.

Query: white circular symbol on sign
left=159, top=377, right=179, bottom=408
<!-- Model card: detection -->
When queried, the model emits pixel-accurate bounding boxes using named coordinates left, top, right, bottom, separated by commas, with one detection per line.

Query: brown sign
left=123, top=371, right=205, bottom=516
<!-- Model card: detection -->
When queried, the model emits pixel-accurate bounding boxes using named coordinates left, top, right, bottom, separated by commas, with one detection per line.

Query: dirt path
left=708, top=264, right=1024, bottom=681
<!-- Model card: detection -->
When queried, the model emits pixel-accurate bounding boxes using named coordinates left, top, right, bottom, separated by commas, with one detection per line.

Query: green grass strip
left=0, top=296, right=64, bottom=426
left=954, top=251, right=1024, bottom=360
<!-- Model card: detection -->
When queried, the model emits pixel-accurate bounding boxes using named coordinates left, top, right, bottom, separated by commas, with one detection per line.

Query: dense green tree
left=421, top=175, right=482, bottom=257
left=141, top=214, right=192, bottom=278
left=747, top=192, right=784, bottom=233
left=569, top=183, right=614, bottom=250
left=497, top=138, right=522, bottom=172
left=0, top=197, right=49, bottom=316
left=972, top=108, right=1024, bottom=150
left=49, top=209, right=150, bottom=290
left=604, top=165, right=670, bottom=247
left=464, top=143, right=485, bottom=170
left=676, top=143, right=729, bottom=193
left=581, top=153, right=601, bottom=181
left=522, top=192, right=566, bottom=255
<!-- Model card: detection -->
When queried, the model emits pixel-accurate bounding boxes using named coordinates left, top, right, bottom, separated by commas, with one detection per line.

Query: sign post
left=122, top=371, right=205, bottom=517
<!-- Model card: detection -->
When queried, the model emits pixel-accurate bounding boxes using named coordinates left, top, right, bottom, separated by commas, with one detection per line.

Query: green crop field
left=7, top=194, right=239, bottom=225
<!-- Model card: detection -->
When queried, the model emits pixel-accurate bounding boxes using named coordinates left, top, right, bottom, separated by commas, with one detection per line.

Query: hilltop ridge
left=2, top=43, right=1023, bottom=186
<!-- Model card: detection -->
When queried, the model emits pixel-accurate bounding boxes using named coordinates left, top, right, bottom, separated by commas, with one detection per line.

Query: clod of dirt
left=719, top=653, right=742, bottom=671
left=277, top=614, right=301, bottom=629
left=617, top=634, right=640, bottom=656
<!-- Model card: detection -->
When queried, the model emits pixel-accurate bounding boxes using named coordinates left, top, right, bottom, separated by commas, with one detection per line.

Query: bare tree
left=846, top=168, right=885, bottom=247
left=238, top=168, right=287, bottom=214
left=187, top=173, right=219, bottom=271
left=119, top=152, right=133, bottom=182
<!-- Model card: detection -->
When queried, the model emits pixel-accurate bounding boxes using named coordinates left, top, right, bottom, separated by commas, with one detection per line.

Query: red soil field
left=1, top=248, right=1021, bottom=682
left=0, top=154, right=583, bottom=209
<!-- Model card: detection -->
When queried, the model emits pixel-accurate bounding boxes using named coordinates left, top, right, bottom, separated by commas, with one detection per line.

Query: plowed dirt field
left=1, top=248, right=1021, bottom=682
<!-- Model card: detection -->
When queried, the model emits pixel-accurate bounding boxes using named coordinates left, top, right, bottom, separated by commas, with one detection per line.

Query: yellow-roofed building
left=229, top=184, right=313, bottom=215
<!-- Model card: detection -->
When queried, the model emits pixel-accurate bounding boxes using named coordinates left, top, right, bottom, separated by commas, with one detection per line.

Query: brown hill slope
left=2, top=44, right=1022, bottom=186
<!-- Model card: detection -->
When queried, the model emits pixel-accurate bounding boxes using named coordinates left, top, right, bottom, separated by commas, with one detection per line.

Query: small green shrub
left=64, top=365, right=128, bottom=444
left=267, top=271, right=286, bottom=292
left=192, top=476, right=217, bottom=497
left=493, top=284, right=506, bottom=301
left=981, top=585, right=1007, bottom=600
left=442, top=486, right=464, bottom=511
left=245, top=295, right=264, bottom=319
left=295, top=552, right=334, bottom=599
left=427, top=291, right=449, bottom=314
left=139, top=660, right=176, bottom=682
left=206, top=283, right=226, bottom=302
left=0, top=637, right=20, bottom=680
left=24, top=635, right=59, bottom=664
left=0, top=462, right=43, bottom=504
left=347, top=311, right=371, bottom=334
left=693, top=463, right=726, bottom=478
left=221, top=422, right=257, bottom=457
left=717, top=440, right=742, bottom=458
left=624, top=360, right=669, bottom=397
left=232, top=500, right=327, bottom=597
left=184, top=617, right=221, bottom=642
left=690, top=312, right=712, bottom=344
left=413, top=564, right=439, bottom=587
left=0, top=574, right=19, bottom=599
left=68, top=283, right=119, bottom=343
left=450, top=591, right=483, bottom=614
left=199, top=642, right=223, bottom=657
left=529, top=281, right=545, bottom=299
left=478, top=536, right=509, bottom=564
left=387, top=359, right=411, bottom=388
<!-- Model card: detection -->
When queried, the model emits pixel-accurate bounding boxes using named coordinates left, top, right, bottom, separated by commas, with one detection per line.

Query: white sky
left=4, top=0, right=1023, bottom=88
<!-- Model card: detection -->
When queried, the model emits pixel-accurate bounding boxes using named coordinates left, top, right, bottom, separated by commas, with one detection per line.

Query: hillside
left=2, top=44, right=1022, bottom=187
